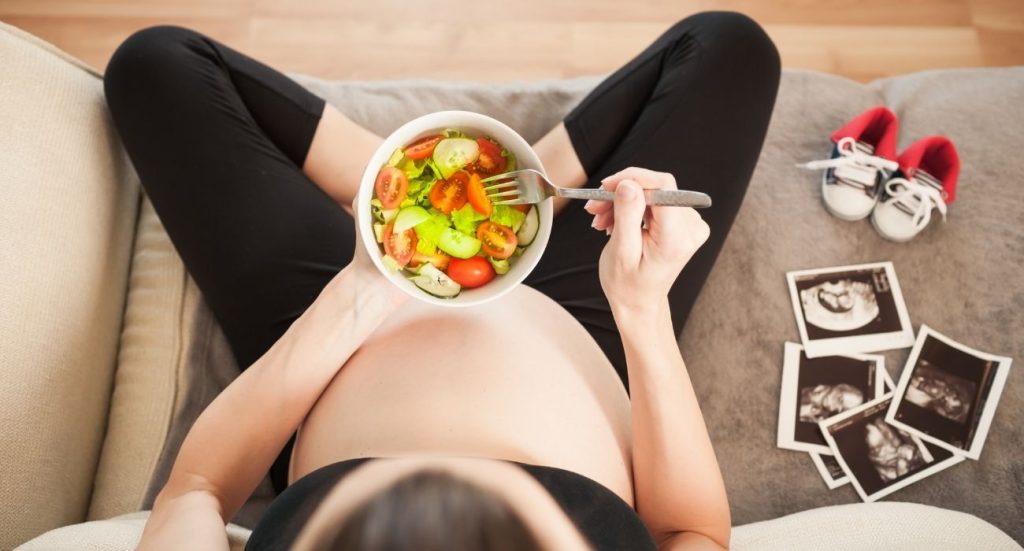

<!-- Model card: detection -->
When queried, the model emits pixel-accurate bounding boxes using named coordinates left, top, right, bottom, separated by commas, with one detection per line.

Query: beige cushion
left=0, top=21, right=139, bottom=549
left=17, top=511, right=251, bottom=551
left=86, top=197, right=202, bottom=521
left=17, top=503, right=1020, bottom=551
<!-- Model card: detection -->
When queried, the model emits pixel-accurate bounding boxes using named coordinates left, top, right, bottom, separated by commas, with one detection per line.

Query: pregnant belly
left=290, top=285, right=635, bottom=505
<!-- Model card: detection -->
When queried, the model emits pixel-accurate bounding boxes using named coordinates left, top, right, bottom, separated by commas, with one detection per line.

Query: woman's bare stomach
left=290, top=284, right=635, bottom=505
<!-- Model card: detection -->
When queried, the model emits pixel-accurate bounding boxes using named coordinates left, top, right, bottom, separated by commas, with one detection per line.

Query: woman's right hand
left=586, top=167, right=711, bottom=319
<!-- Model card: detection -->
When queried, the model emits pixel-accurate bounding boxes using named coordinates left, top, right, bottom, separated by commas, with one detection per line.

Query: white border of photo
left=884, top=324, right=1013, bottom=461
left=819, top=393, right=965, bottom=503
left=785, top=261, right=915, bottom=358
left=809, top=451, right=849, bottom=489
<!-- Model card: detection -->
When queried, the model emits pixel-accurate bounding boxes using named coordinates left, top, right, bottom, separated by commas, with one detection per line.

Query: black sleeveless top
left=245, top=458, right=657, bottom=550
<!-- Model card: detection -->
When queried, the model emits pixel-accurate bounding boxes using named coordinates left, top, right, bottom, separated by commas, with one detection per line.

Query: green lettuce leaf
left=489, top=204, right=526, bottom=232
left=413, top=208, right=451, bottom=243
left=451, top=204, right=487, bottom=236
left=399, top=157, right=428, bottom=179
left=415, top=237, right=438, bottom=255
left=502, top=148, right=517, bottom=172
left=406, top=162, right=439, bottom=207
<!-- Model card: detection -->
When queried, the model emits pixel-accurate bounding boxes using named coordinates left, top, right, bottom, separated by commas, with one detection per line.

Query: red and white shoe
left=871, top=136, right=959, bottom=242
left=798, top=106, right=900, bottom=221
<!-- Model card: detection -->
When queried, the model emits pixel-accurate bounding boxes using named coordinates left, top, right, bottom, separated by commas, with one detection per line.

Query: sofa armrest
left=16, top=511, right=251, bottom=551
left=0, top=20, right=140, bottom=550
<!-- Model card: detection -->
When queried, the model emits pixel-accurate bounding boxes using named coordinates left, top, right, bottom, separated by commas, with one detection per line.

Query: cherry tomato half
left=374, top=166, right=408, bottom=209
left=383, top=221, right=417, bottom=267
left=404, top=134, right=443, bottom=161
left=466, top=173, right=493, bottom=217
left=473, top=137, right=507, bottom=176
left=476, top=221, right=518, bottom=260
left=429, top=170, right=469, bottom=215
left=446, top=256, right=496, bottom=289
left=409, top=250, right=451, bottom=271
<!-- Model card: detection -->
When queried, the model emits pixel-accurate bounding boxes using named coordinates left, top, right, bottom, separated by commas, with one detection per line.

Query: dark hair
left=312, top=469, right=545, bottom=551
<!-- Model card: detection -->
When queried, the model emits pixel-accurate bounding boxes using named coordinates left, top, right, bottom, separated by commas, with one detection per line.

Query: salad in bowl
left=357, top=111, right=551, bottom=306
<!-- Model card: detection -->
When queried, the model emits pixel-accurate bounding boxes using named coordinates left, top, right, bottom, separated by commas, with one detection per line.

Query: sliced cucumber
left=393, top=205, right=431, bottom=233
left=373, top=223, right=385, bottom=243
left=437, top=228, right=481, bottom=259
left=409, top=264, right=461, bottom=298
left=516, top=206, right=540, bottom=246
left=381, top=254, right=402, bottom=272
left=488, top=257, right=510, bottom=275
left=432, top=138, right=479, bottom=179
left=513, top=246, right=526, bottom=257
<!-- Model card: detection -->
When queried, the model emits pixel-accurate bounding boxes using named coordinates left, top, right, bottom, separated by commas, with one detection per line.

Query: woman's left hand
left=320, top=194, right=409, bottom=312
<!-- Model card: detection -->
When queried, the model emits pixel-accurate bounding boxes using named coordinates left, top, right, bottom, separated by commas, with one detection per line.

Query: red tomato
left=476, top=221, right=518, bottom=260
left=374, top=166, right=408, bottom=209
left=511, top=199, right=531, bottom=213
left=466, top=173, right=493, bottom=217
left=409, top=250, right=451, bottom=271
left=383, top=222, right=417, bottom=267
left=473, top=138, right=507, bottom=176
left=446, top=256, right=496, bottom=289
left=429, top=171, right=469, bottom=214
left=404, top=134, right=443, bottom=160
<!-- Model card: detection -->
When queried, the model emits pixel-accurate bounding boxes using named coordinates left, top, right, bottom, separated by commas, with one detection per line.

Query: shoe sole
left=870, top=212, right=915, bottom=243
left=821, top=171, right=872, bottom=221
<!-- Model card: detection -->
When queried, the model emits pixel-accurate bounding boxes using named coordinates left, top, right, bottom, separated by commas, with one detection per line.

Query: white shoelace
left=882, top=176, right=948, bottom=229
left=797, top=136, right=900, bottom=189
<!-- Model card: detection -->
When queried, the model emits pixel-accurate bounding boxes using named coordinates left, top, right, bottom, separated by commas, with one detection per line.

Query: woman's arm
left=588, top=167, right=729, bottom=550
left=139, top=219, right=407, bottom=549
left=617, top=303, right=730, bottom=550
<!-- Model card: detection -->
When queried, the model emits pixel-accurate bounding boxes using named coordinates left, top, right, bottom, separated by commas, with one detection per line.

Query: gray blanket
left=145, top=67, right=1024, bottom=540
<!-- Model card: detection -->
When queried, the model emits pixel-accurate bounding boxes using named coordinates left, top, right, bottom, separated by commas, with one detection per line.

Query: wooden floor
left=2, top=0, right=1022, bottom=83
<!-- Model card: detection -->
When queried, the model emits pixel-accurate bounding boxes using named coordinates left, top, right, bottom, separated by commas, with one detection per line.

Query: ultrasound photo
left=810, top=452, right=849, bottom=489
left=786, top=262, right=914, bottom=358
left=886, top=325, right=1013, bottom=460
left=820, top=394, right=965, bottom=502
left=777, top=342, right=888, bottom=455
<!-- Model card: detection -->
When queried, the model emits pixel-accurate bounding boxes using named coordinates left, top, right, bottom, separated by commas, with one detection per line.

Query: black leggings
left=104, top=11, right=780, bottom=495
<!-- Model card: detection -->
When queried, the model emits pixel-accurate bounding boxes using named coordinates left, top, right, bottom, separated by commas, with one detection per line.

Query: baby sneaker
left=798, top=106, right=900, bottom=220
left=871, top=136, right=959, bottom=242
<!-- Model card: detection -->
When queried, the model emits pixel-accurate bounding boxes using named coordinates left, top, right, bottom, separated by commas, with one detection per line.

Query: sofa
left=2, top=19, right=1021, bottom=550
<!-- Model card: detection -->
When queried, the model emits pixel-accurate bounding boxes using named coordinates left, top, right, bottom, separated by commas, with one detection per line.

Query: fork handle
left=555, top=187, right=712, bottom=208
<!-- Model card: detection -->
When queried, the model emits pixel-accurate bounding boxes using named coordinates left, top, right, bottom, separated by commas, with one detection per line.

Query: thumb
left=607, top=179, right=645, bottom=265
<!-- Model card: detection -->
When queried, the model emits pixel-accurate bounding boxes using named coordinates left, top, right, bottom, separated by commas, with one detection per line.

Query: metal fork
left=481, top=169, right=712, bottom=208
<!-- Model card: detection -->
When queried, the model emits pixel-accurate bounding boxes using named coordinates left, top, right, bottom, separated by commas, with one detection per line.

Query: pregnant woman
left=104, top=11, right=779, bottom=551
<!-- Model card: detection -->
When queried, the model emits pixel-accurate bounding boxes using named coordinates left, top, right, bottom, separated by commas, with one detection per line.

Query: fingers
left=584, top=166, right=677, bottom=215
left=606, top=180, right=645, bottom=265
left=602, top=167, right=677, bottom=190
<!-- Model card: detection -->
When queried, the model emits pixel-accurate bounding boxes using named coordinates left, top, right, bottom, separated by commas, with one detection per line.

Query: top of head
left=357, top=110, right=552, bottom=307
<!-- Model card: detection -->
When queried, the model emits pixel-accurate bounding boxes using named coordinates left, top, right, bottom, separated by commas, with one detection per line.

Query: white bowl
left=356, top=110, right=552, bottom=307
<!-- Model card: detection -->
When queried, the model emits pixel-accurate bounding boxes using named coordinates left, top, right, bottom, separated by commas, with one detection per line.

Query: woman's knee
left=103, top=25, right=208, bottom=111
left=667, top=11, right=781, bottom=87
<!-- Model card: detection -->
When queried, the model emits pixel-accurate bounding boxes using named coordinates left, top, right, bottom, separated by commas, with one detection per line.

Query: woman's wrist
left=610, top=296, right=672, bottom=337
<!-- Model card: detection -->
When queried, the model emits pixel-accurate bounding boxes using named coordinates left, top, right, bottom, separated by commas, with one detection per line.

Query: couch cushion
left=85, top=198, right=200, bottom=521
left=18, top=502, right=1021, bottom=551
left=0, top=21, right=139, bottom=549
left=16, top=511, right=251, bottom=551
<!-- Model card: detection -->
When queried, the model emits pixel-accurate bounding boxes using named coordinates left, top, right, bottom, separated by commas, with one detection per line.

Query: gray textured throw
left=145, top=67, right=1024, bottom=540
